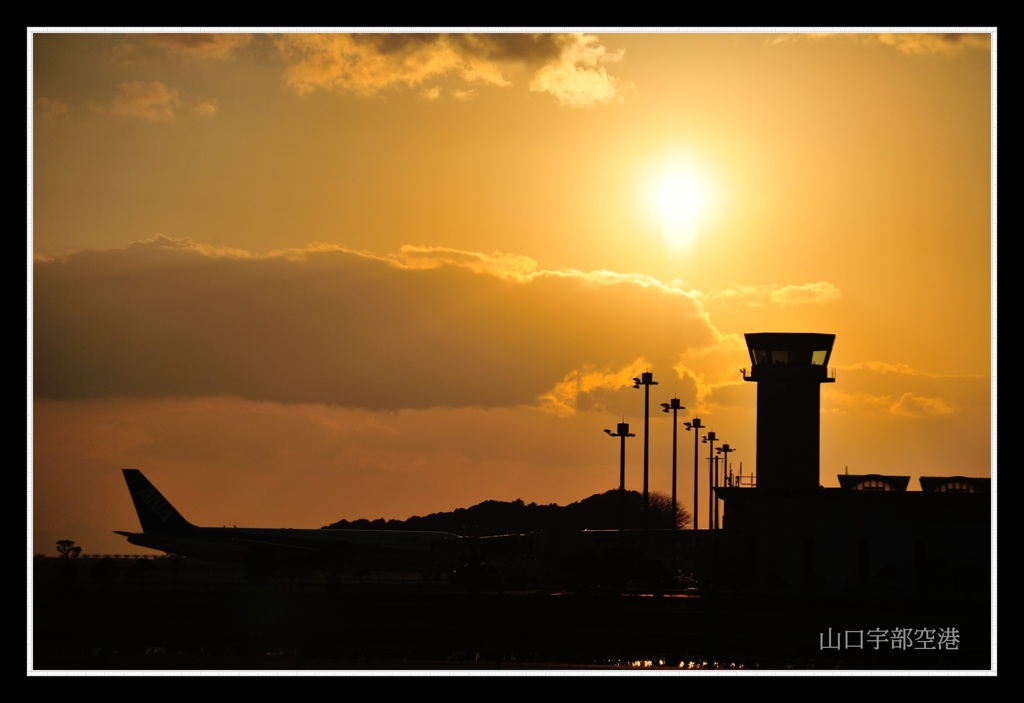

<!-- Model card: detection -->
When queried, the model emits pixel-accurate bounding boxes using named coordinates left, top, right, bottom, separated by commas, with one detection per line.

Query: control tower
left=742, top=333, right=836, bottom=490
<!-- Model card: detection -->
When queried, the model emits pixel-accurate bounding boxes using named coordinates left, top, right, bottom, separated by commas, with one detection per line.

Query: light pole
left=716, top=443, right=736, bottom=531
left=660, top=398, right=685, bottom=529
left=632, top=372, right=658, bottom=531
left=684, top=418, right=704, bottom=530
left=712, top=440, right=737, bottom=528
left=604, top=422, right=635, bottom=532
left=702, top=431, right=718, bottom=531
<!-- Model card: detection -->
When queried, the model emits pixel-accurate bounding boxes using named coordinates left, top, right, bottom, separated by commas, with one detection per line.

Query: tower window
left=937, top=480, right=974, bottom=493
left=854, top=478, right=893, bottom=491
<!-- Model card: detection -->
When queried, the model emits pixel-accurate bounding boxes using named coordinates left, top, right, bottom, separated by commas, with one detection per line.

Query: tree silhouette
left=56, top=539, right=82, bottom=559
left=648, top=492, right=693, bottom=530
left=326, top=489, right=694, bottom=533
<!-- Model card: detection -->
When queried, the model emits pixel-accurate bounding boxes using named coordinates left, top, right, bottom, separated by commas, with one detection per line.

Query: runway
left=30, top=557, right=990, bottom=672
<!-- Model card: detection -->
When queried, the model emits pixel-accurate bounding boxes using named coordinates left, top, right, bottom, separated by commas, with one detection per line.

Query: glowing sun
left=655, top=171, right=705, bottom=250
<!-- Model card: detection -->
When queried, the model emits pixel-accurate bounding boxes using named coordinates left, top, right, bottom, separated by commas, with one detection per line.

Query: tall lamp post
left=684, top=418, right=704, bottom=530
left=632, top=372, right=658, bottom=531
left=660, top=398, right=685, bottom=529
left=702, top=431, right=718, bottom=532
left=716, top=443, right=736, bottom=531
left=604, top=422, right=635, bottom=532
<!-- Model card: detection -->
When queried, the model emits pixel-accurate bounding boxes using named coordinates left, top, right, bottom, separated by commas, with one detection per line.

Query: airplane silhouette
left=115, top=468, right=464, bottom=580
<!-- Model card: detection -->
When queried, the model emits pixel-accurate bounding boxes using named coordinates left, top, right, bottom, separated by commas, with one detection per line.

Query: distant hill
left=324, top=489, right=691, bottom=535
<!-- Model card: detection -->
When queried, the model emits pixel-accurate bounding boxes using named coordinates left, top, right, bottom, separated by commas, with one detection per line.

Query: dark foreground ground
left=30, top=558, right=992, bottom=673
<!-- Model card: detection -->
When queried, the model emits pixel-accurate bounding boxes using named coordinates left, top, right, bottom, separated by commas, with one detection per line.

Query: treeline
left=324, top=489, right=691, bottom=535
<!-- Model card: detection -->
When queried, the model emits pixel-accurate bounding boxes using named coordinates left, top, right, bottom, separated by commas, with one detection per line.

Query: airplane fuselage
left=115, top=469, right=465, bottom=577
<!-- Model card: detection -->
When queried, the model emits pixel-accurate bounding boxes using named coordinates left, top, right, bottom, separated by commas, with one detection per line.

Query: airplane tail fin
left=122, top=469, right=196, bottom=534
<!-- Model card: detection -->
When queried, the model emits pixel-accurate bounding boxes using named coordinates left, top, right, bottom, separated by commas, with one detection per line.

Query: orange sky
left=29, top=29, right=994, bottom=556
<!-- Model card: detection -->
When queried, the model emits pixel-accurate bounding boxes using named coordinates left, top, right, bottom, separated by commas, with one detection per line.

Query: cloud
left=108, top=80, right=182, bottom=121
left=389, top=245, right=539, bottom=280
left=825, top=374, right=986, bottom=420
left=35, top=96, right=69, bottom=122
left=770, top=31, right=991, bottom=57
left=838, top=360, right=988, bottom=380
left=130, top=235, right=256, bottom=260
left=272, top=32, right=628, bottom=106
left=799, top=349, right=989, bottom=423
left=34, top=238, right=717, bottom=411
left=890, top=392, right=955, bottom=417
left=273, top=33, right=508, bottom=97
left=528, top=34, right=631, bottom=108
left=877, top=32, right=991, bottom=56
left=667, top=330, right=750, bottom=414
left=665, top=361, right=714, bottom=412
left=769, top=281, right=842, bottom=305
left=840, top=360, right=924, bottom=376
left=707, top=282, right=841, bottom=306
left=194, top=98, right=219, bottom=115
left=105, top=81, right=221, bottom=121
left=827, top=390, right=900, bottom=414
left=148, top=33, right=254, bottom=60
left=539, top=359, right=650, bottom=418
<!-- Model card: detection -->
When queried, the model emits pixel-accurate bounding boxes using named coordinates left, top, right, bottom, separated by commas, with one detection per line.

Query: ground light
left=604, top=422, right=635, bottom=531
left=632, top=372, right=659, bottom=531
left=684, top=418, right=704, bottom=530
left=660, top=397, right=686, bottom=529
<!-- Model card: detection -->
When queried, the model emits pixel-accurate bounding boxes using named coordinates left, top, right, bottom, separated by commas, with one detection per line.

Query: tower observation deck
left=742, top=333, right=836, bottom=491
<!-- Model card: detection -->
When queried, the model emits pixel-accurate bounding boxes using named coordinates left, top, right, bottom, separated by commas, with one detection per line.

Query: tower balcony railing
left=740, top=366, right=835, bottom=382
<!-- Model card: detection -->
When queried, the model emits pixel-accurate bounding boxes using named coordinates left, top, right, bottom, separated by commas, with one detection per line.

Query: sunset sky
left=29, top=29, right=994, bottom=557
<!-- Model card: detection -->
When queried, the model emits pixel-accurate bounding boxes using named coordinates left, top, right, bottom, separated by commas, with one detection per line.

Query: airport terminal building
left=713, top=333, right=990, bottom=600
